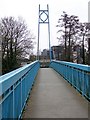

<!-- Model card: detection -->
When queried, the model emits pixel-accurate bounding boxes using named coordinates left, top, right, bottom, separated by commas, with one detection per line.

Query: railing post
left=13, top=85, right=15, bottom=118
left=21, top=79, right=22, bottom=115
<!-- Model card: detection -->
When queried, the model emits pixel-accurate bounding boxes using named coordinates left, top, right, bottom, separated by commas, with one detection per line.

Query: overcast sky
left=0, top=0, right=89, bottom=54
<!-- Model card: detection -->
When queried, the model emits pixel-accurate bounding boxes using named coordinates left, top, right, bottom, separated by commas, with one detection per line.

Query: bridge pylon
left=37, top=4, right=51, bottom=61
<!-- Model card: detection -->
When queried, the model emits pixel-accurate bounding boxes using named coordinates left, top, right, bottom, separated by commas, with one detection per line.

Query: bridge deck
left=22, top=68, right=88, bottom=118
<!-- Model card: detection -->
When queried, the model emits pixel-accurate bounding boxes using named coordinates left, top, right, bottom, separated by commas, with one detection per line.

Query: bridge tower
left=37, top=4, right=51, bottom=61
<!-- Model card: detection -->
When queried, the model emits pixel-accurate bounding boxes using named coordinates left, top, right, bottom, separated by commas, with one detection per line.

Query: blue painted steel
left=50, top=60, right=90, bottom=101
left=0, top=61, right=40, bottom=119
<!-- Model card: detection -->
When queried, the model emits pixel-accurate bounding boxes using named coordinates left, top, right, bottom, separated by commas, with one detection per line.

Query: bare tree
left=56, top=11, right=70, bottom=61
left=78, top=23, right=88, bottom=64
left=0, top=16, right=35, bottom=74
left=56, top=12, right=80, bottom=62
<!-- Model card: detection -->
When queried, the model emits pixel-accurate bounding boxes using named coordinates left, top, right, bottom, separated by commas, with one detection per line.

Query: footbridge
left=0, top=60, right=90, bottom=119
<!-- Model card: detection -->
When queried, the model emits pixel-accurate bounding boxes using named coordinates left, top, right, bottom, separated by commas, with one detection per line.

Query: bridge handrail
left=51, top=60, right=90, bottom=72
left=50, top=60, right=90, bottom=101
left=0, top=60, right=40, bottom=119
left=0, top=61, right=39, bottom=95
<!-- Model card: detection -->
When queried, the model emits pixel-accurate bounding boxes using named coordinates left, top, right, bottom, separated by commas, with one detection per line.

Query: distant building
left=51, top=45, right=64, bottom=60
left=73, top=45, right=83, bottom=63
left=41, top=49, right=50, bottom=60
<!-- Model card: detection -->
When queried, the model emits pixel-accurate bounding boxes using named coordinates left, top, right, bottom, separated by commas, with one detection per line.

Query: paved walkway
left=22, top=68, right=88, bottom=118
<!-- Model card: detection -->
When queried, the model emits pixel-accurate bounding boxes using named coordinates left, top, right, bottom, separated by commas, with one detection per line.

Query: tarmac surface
left=22, top=68, right=88, bottom=118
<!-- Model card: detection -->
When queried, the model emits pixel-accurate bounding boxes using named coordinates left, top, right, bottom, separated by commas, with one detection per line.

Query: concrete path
left=22, top=68, right=88, bottom=118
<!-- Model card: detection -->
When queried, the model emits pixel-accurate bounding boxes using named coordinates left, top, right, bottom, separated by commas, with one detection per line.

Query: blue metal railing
left=50, top=60, right=90, bottom=101
left=0, top=60, right=40, bottom=119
